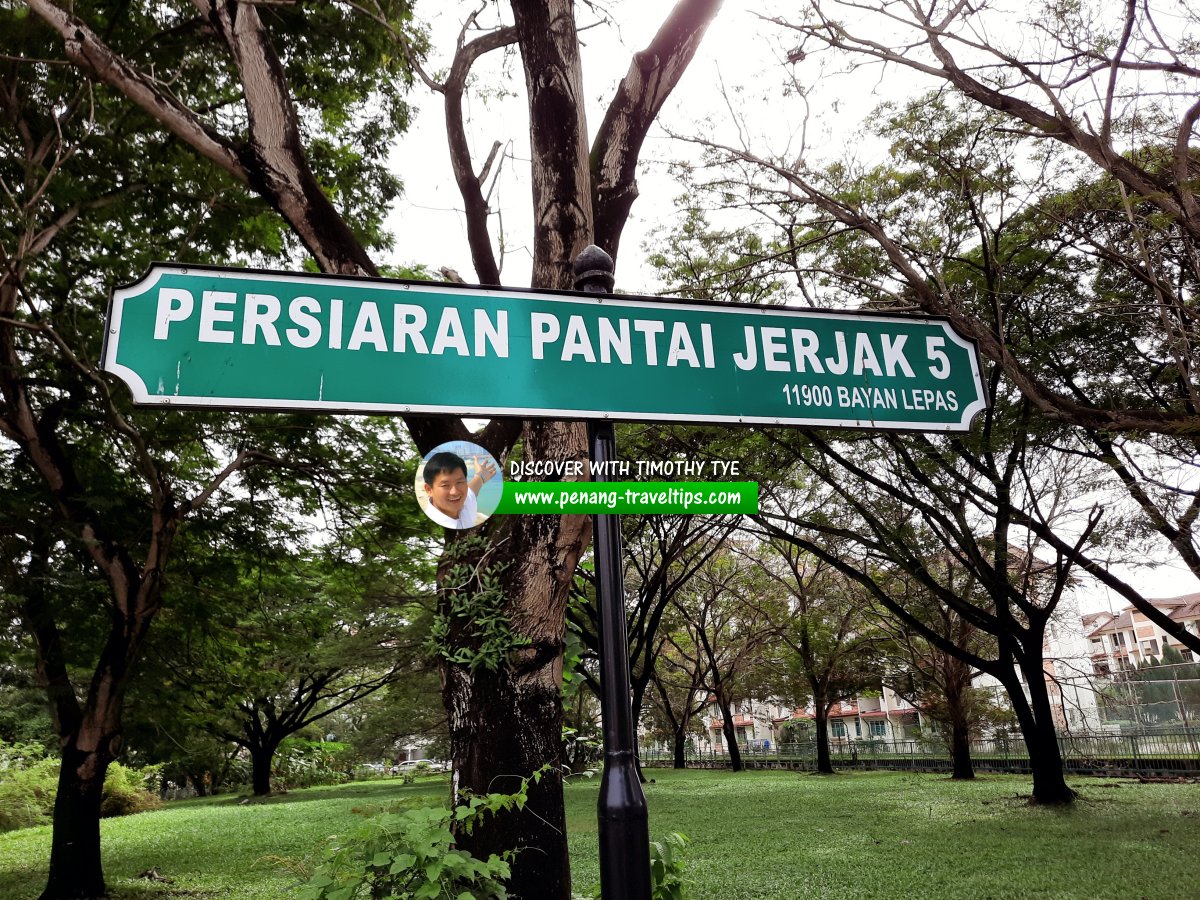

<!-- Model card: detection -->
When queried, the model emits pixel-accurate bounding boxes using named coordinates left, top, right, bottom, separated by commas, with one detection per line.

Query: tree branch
left=591, top=0, right=725, bottom=260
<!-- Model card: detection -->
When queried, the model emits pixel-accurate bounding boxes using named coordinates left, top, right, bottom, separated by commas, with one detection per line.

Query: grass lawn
left=0, top=778, right=448, bottom=900
left=2, top=770, right=1199, bottom=898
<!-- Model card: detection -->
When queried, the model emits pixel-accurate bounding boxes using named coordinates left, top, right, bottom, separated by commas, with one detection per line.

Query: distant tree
left=694, top=34, right=1200, bottom=649
left=139, top=448, right=433, bottom=795
left=774, top=0, right=1200, bottom=279
left=1, top=2, right=419, bottom=893
left=1130, top=657, right=1181, bottom=725
left=750, top=537, right=878, bottom=774
left=645, top=612, right=711, bottom=769
left=873, top=569, right=1004, bottom=780
left=331, top=669, right=447, bottom=768
left=570, top=510, right=736, bottom=779
left=645, top=202, right=789, bottom=304
left=1159, top=645, right=1200, bottom=727
left=668, top=542, right=779, bottom=772
left=756, top=382, right=1097, bottom=805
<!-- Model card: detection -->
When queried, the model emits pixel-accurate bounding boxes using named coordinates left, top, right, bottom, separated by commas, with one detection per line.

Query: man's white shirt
left=426, top=487, right=480, bottom=529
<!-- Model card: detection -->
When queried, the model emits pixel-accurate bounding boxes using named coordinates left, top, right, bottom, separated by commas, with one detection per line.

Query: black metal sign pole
left=574, top=246, right=651, bottom=900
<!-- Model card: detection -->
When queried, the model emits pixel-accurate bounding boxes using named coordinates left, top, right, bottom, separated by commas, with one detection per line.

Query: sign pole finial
left=573, top=245, right=615, bottom=294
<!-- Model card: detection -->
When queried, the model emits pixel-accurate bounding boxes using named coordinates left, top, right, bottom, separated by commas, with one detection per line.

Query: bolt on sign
left=103, top=264, right=987, bottom=430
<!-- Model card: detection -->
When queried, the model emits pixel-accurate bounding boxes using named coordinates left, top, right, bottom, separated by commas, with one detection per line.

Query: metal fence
left=641, top=728, right=1200, bottom=777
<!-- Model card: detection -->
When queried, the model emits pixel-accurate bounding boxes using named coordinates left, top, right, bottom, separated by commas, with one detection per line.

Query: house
left=693, top=684, right=926, bottom=751
left=1085, top=592, right=1200, bottom=675
left=698, top=698, right=792, bottom=751
left=792, top=688, right=925, bottom=744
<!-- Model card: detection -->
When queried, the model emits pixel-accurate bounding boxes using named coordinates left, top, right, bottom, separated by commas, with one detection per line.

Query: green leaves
left=649, top=831, right=691, bottom=900
left=297, top=775, right=535, bottom=899
left=428, top=535, right=528, bottom=674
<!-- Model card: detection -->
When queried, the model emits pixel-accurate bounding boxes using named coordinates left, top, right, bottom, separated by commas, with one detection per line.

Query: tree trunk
left=457, top=11, right=593, bottom=892
left=813, top=704, right=834, bottom=775
left=188, top=773, right=209, bottom=797
left=441, top=430, right=591, bottom=899
left=948, top=716, right=975, bottom=781
left=249, top=742, right=279, bottom=796
left=944, top=680, right=975, bottom=780
left=714, top=693, right=744, bottom=772
left=672, top=729, right=688, bottom=769
left=631, top=682, right=648, bottom=783
left=444, top=647, right=571, bottom=897
left=510, top=0, right=594, bottom=289
left=1005, top=668, right=1075, bottom=805
left=40, top=743, right=111, bottom=900
left=26, top=561, right=162, bottom=900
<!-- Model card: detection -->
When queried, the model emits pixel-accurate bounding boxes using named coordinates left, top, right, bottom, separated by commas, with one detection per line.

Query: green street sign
left=103, top=263, right=987, bottom=430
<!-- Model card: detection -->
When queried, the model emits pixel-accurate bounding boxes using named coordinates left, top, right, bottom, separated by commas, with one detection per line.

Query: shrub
left=571, top=831, right=692, bottom=900
left=297, top=770, right=549, bottom=899
left=299, top=804, right=512, bottom=900
left=0, top=755, right=59, bottom=832
left=274, top=740, right=355, bottom=790
left=650, top=832, right=690, bottom=900
left=0, top=740, right=48, bottom=774
left=100, top=762, right=163, bottom=818
left=0, top=744, right=163, bottom=832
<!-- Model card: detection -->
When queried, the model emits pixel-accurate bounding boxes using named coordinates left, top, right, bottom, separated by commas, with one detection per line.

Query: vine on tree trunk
left=427, top=535, right=527, bottom=673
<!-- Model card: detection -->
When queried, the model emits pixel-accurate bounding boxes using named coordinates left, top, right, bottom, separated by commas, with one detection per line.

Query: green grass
left=573, top=770, right=1200, bottom=899
left=3, top=771, right=1200, bottom=898
left=0, top=778, right=449, bottom=900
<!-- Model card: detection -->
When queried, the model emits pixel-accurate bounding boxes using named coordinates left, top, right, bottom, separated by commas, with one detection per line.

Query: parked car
left=392, top=759, right=449, bottom=775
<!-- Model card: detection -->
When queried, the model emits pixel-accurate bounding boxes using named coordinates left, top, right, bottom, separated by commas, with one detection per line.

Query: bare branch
left=442, top=23, right=519, bottom=285
left=592, top=0, right=726, bottom=260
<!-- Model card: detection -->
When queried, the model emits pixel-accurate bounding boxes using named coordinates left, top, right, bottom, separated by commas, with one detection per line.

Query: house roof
left=1151, top=591, right=1199, bottom=607
left=1168, top=596, right=1200, bottom=623
left=1088, top=610, right=1134, bottom=638
left=1085, top=591, right=1200, bottom=638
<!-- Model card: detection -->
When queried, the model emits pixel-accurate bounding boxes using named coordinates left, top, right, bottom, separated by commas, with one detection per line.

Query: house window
left=1112, top=632, right=1126, bottom=648
left=1182, top=648, right=1194, bottom=663
left=854, top=719, right=861, bottom=737
left=831, top=721, right=846, bottom=737
left=1142, top=639, right=1160, bottom=657
left=870, top=721, right=887, bottom=738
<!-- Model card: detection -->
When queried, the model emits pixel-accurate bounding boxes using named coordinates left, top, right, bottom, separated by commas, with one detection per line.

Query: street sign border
left=104, top=261, right=989, bottom=432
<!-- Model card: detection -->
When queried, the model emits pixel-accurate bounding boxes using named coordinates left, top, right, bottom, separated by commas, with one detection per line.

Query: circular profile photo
left=415, top=441, right=503, bottom=530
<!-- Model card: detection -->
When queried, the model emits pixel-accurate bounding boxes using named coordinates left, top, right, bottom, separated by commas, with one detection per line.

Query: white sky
left=379, top=1, right=1199, bottom=602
